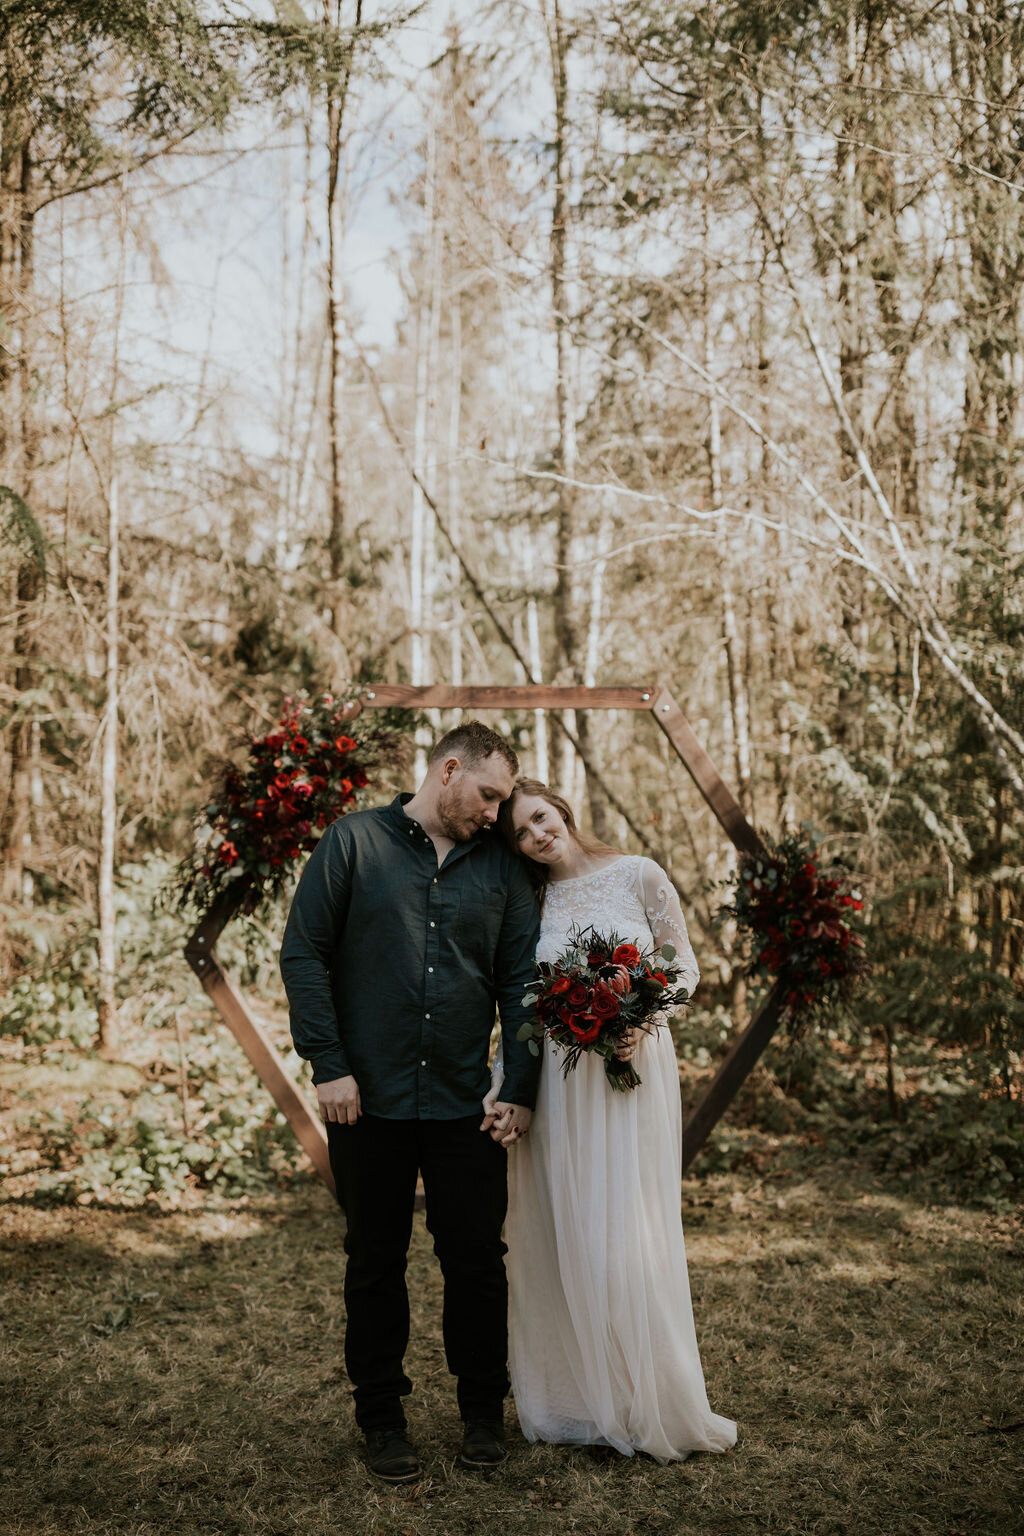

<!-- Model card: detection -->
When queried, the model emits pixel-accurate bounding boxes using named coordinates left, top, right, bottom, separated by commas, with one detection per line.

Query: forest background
left=1, top=0, right=1023, bottom=1212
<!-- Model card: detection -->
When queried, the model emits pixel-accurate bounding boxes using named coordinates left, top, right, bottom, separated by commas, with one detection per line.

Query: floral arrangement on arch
left=721, top=830, right=867, bottom=1023
left=176, top=691, right=401, bottom=922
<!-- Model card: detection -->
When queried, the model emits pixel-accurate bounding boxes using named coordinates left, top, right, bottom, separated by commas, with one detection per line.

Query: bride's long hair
left=497, top=777, right=620, bottom=906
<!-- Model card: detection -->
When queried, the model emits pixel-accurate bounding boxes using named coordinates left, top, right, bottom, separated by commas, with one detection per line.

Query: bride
left=485, top=778, right=736, bottom=1463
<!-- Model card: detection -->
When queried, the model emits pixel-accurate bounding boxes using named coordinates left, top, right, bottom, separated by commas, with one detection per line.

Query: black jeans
left=326, top=1114, right=510, bottom=1432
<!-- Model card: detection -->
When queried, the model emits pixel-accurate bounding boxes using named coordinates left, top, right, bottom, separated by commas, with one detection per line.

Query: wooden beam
left=185, top=912, right=334, bottom=1196
left=681, top=983, right=785, bottom=1174
left=649, top=684, right=764, bottom=859
left=358, top=684, right=658, bottom=711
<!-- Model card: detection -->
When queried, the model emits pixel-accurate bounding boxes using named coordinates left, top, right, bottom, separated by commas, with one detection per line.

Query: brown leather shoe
left=364, top=1426, right=421, bottom=1484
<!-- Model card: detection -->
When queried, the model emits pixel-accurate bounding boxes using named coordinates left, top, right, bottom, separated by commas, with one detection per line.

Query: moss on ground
left=1, top=1157, right=1021, bottom=1536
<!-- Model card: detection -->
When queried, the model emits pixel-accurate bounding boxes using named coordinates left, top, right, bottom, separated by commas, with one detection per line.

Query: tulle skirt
left=506, top=1027, right=737, bottom=1463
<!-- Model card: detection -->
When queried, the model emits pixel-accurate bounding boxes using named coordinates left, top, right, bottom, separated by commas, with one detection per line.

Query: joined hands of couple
left=316, top=1075, right=533, bottom=1148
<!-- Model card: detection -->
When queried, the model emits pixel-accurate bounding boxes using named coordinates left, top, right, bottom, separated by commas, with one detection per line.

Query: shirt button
left=425, top=1013, right=430, bottom=1019
left=421, top=1059, right=427, bottom=1066
left=429, top=921, right=435, bottom=928
left=433, top=878, right=438, bottom=884
left=428, top=966, right=434, bottom=973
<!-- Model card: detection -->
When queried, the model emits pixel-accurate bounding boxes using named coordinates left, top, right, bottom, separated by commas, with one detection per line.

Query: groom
left=280, top=720, right=540, bottom=1483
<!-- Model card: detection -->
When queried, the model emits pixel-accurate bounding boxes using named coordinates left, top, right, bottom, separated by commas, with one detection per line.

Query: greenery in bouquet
left=721, top=829, right=868, bottom=1025
left=174, top=691, right=401, bottom=923
left=519, top=924, right=691, bottom=1091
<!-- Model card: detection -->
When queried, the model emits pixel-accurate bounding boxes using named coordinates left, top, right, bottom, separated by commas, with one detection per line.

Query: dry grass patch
left=1, top=1159, right=1022, bottom=1536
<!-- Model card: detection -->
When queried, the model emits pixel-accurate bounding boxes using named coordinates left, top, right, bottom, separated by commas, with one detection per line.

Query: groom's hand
left=317, top=1074, right=361, bottom=1125
left=482, top=1101, right=532, bottom=1146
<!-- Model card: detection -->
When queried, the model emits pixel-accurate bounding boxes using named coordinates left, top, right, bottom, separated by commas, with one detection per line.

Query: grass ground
left=2, top=1155, right=1022, bottom=1536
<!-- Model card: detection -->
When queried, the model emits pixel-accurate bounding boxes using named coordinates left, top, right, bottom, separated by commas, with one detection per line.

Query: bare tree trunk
left=543, top=0, right=586, bottom=805
left=702, top=181, right=751, bottom=814
left=97, top=468, right=119, bottom=1052
left=835, top=3, right=868, bottom=753
left=447, top=284, right=464, bottom=701
left=0, top=98, right=38, bottom=906
left=324, top=0, right=362, bottom=639
left=582, top=510, right=611, bottom=838
left=411, top=112, right=441, bottom=777
left=527, top=595, right=549, bottom=780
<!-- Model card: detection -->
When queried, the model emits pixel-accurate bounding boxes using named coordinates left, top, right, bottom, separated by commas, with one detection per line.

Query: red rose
left=334, top=735, right=357, bottom=753
left=611, top=943, right=640, bottom=968
left=591, top=984, right=620, bottom=1020
left=218, top=840, right=239, bottom=867
left=652, top=971, right=668, bottom=986
left=567, top=983, right=589, bottom=1009
left=588, top=950, right=607, bottom=968
left=790, top=920, right=805, bottom=937
left=802, top=861, right=816, bottom=877
left=549, top=977, right=572, bottom=996
left=569, top=1015, right=602, bottom=1044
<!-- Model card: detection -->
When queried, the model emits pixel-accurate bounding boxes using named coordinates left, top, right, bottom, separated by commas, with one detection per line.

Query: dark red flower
left=290, top=734, right=309, bottom=754
left=569, top=1015, right=602, bottom=1044
left=334, top=735, right=357, bottom=753
left=591, top=984, right=620, bottom=1020
left=549, top=977, right=572, bottom=996
left=611, top=943, right=640, bottom=968
left=218, top=840, right=239, bottom=867
left=567, top=983, right=589, bottom=1009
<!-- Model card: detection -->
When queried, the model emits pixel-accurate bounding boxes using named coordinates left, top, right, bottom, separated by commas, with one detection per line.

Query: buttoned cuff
left=495, top=1072, right=538, bottom=1112
left=310, top=1049, right=352, bottom=1086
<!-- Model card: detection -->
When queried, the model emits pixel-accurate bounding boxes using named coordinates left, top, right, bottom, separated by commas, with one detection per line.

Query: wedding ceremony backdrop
left=2, top=3, right=1022, bottom=1533
left=183, top=680, right=779, bottom=1190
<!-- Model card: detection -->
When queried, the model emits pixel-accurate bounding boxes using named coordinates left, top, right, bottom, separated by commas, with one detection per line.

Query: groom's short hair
left=429, top=720, right=519, bottom=777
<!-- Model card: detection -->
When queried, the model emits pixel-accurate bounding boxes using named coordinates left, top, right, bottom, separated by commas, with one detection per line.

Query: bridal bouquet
left=518, top=925, right=691, bottom=1092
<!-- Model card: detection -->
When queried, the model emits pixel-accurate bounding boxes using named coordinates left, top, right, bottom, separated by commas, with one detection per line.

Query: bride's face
left=510, top=793, right=572, bottom=867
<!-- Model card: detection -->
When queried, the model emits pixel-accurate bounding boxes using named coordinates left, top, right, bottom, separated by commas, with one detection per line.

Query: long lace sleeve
left=638, top=858, right=700, bottom=999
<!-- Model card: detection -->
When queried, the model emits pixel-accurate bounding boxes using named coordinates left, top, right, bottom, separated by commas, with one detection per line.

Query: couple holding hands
left=280, top=720, right=735, bottom=1483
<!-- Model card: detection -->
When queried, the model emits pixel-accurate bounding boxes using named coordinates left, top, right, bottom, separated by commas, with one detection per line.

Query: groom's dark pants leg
left=327, top=1115, right=509, bottom=1432
left=421, top=1116, right=510, bottom=1423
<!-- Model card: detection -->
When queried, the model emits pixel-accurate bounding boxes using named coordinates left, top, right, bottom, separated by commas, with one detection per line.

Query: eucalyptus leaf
left=661, top=943, right=676, bottom=962
left=527, top=1040, right=539, bottom=1057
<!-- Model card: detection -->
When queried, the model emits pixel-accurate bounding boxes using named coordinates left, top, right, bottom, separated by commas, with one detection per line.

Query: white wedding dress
left=503, top=855, right=737, bottom=1463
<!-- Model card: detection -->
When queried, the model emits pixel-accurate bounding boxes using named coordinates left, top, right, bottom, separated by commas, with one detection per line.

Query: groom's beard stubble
left=437, top=784, right=483, bottom=843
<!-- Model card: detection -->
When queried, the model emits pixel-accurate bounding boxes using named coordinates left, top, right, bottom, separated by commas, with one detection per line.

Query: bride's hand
left=614, top=1026, right=641, bottom=1061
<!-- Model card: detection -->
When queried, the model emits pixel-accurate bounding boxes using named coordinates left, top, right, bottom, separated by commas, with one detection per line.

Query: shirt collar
left=386, top=791, right=490, bottom=860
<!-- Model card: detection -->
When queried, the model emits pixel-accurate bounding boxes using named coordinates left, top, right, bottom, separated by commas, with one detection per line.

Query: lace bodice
left=538, top=856, right=699, bottom=996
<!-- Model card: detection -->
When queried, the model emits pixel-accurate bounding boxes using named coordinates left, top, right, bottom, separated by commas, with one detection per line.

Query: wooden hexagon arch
left=184, top=683, right=785, bottom=1196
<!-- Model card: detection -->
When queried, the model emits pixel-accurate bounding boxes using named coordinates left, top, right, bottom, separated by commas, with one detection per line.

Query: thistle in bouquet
left=518, top=924, right=691, bottom=1092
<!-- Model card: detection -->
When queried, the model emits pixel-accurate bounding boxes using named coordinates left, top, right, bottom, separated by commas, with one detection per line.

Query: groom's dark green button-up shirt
left=280, top=794, right=541, bottom=1119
